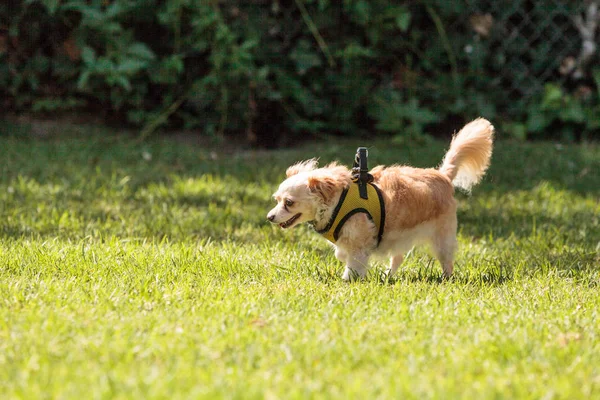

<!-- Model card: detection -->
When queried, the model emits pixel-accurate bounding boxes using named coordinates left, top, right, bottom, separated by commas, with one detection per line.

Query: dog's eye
left=285, top=199, right=294, bottom=207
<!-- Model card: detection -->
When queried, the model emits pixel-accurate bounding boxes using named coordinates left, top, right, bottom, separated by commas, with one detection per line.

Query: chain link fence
left=453, top=1, right=589, bottom=100
left=3, top=0, right=597, bottom=140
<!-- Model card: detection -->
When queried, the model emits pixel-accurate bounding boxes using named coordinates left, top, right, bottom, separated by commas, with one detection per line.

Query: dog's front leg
left=341, top=252, right=370, bottom=281
left=334, top=247, right=347, bottom=263
left=334, top=247, right=361, bottom=281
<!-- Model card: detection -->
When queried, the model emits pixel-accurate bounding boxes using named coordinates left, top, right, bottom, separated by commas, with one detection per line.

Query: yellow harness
left=315, top=181, right=386, bottom=245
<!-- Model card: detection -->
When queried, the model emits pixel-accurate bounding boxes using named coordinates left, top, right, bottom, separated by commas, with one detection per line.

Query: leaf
left=149, top=55, right=184, bottom=84
left=352, top=0, right=371, bottom=26
left=127, top=109, right=147, bottom=125
left=274, top=70, right=317, bottom=112
left=81, top=46, right=96, bottom=65
left=510, top=123, right=527, bottom=141
left=402, top=98, right=439, bottom=124
left=37, top=0, right=60, bottom=14
left=127, top=43, right=156, bottom=61
left=559, top=100, right=585, bottom=123
left=77, top=70, right=91, bottom=90
left=366, top=26, right=382, bottom=45
left=105, top=1, right=126, bottom=19
left=74, top=7, right=106, bottom=26
left=290, top=40, right=322, bottom=75
left=368, top=88, right=439, bottom=134
left=291, top=118, right=328, bottom=133
left=256, top=66, right=270, bottom=82
left=541, top=83, right=563, bottom=109
left=526, top=108, right=549, bottom=133
left=117, top=59, right=148, bottom=75
left=108, top=75, right=132, bottom=91
left=103, top=22, right=123, bottom=33
left=32, top=97, right=85, bottom=112
left=240, top=39, right=258, bottom=51
left=339, top=42, right=374, bottom=60
left=95, top=58, right=115, bottom=74
left=396, top=10, right=412, bottom=32
left=584, top=106, right=600, bottom=129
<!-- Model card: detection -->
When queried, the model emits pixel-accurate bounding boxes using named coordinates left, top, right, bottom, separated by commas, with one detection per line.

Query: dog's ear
left=307, top=174, right=338, bottom=202
left=286, top=159, right=318, bottom=177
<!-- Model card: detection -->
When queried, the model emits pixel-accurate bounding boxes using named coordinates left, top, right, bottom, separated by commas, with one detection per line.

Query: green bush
left=1, top=0, right=598, bottom=144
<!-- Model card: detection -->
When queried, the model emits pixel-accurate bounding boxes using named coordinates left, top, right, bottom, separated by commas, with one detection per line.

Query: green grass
left=1, top=129, right=599, bottom=399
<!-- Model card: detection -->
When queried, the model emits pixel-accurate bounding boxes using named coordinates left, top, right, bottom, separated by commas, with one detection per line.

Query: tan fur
left=439, top=118, right=494, bottom=191
left=286, top=159, right=319, bottom=177
left=267, top=118, right=494, bottom=280
left=307, top=162, right=351, bottom=202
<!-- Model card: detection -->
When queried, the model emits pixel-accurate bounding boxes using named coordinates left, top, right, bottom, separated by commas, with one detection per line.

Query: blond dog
left=267, top=118, right=494, bottom=280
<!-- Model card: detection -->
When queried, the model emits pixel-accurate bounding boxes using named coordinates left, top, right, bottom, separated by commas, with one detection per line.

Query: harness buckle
left=352, top=147, right=372, bottom=199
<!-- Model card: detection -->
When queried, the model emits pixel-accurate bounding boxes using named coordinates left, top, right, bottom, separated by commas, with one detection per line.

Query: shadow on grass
left=385, top=272, right=514, bottom=286
left=2, top=128, right=599, bottom=191
left=306, top=256, right=515, bottom=287
left=0, top=129, right=598, bottom=248
left=308, top=236, right=598, bottom=286
left=382, top=257, right=515, bottom=287
left=457, top=206, right=599, bottom=245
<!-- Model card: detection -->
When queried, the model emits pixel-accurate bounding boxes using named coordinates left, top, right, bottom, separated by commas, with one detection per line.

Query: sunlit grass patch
left=0, top=132, right=599, bottom=398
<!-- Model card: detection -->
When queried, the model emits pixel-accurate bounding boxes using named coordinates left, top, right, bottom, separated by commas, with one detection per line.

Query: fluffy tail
left=439, top=118, right=494, bottom=191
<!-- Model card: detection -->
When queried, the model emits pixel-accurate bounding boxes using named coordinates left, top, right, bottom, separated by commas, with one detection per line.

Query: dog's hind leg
left=385, top=254, right=404, bottom=278
left=432, top=213, right=458, bottom=278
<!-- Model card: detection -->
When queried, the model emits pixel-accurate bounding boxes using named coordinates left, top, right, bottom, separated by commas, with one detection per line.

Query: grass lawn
left=0, top=126, right=599, bottom=399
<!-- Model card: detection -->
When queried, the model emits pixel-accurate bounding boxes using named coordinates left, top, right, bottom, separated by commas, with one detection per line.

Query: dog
left=267, top=118, right=494, bottom=280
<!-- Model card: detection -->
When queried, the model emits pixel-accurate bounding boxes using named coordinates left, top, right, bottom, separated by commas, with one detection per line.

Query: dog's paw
left=342, top=267, right=363, bottom=282
left=342, top=268, right=351, bottom=281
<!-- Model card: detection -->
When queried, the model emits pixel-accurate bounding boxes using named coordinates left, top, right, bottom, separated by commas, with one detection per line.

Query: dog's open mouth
left=279, top=213, right=302, bottom=229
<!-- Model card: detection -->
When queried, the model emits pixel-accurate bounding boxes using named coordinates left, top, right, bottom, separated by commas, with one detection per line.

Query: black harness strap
left=314, top=147, right=386, bottom=246
left=352, top=147, right=373, bottom=200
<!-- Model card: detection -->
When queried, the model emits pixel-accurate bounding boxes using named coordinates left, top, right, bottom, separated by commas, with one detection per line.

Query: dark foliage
left=1, top=0, right=598, bottom=144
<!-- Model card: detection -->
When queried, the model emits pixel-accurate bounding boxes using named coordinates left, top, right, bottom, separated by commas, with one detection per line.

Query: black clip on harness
left=352, top=147, right=373, bottom=200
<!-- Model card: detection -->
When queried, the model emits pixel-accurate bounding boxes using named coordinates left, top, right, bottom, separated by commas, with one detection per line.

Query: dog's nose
left=267, top=214, right=275, bottom=222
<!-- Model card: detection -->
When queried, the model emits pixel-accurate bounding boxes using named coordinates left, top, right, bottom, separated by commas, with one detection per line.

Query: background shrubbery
left=1, top=0, right=599, bottom=145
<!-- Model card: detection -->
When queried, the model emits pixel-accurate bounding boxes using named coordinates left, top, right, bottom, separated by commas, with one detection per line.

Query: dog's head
left=267, top=159, right=350, bottom=229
